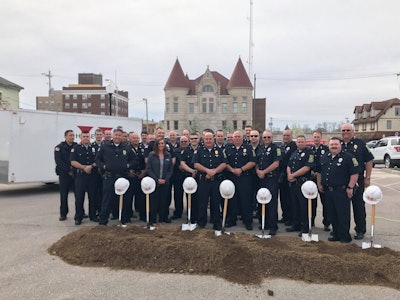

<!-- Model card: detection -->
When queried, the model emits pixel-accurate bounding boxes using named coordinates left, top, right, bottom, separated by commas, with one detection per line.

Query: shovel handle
left=308, top=198, right=312, bottom=218
left=371, top=204, right=376, bottom=226
left=146, top=194, right=150, bottom=228
left=119, top=194, right=123, bottom=222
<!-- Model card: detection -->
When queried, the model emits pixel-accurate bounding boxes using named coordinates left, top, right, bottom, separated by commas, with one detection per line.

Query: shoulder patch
left=71, top=148, right=75, bottom=153
left=55, top=147, right=60, bottom=151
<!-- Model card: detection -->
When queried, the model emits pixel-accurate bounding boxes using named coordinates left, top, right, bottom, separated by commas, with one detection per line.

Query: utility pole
left=143, top=98, right=149, bottom=132
left=42, top=70, right=53, bottom=97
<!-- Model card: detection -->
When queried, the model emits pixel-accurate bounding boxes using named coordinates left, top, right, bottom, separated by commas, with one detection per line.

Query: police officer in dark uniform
left=95, top=128, right=138, bottom=225
left=169, top=135, right=187, bottom=220
left=193, top=132, right=227, bottom=230
left=255, top=130, right=281, bottom=235
left=70, top=131, right=98, bottom=225
left=341, top=123, right=374, bottom=240
left=286, top=135, right=315, bottom=235
left=224, top=131, right=256, bottom=230
left=179, top=133, right=200, bottom=222
left=310, top=129, right=330, bottom=230
left=54, top=129, right=76, bottom=221
left=317, top=137, right=360, bottom=243
left=278, top=129, right=297, bottom=226
left=249, top=129, right=261, bottom=218
left=126, top=132, right=146, bottom=222
left=91, top=128, right=104, bottom=217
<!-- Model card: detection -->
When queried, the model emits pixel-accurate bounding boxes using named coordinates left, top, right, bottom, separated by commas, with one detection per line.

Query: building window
left=189, top=103, right=194, bottom=113
left=100, top=112, right=105, bottom=115
left=82, top=94, right=87, bottom=100
left=202, top=98, right=207, bottom=113
left=166, top=103, right=170, bottom=113
left=65, top=103, right=70, bottom=109
left=233, top=120, right=237, bottom=130
left=362, top=123, right=366, bottom=131
left=203, top=85, right=213, bottom=92
left=174, top=120, right=179, bottom=130
left=100, top=103, right=105, bottom=109
left=233, top=102, right=238, bottom=113
left=242, top=120, right=247, bottom=130
left=72, top=103, right=77, bottom=109
left=166, top=121, right=170, bottom=130
left=209, top=98, right=214, bottom=113
left=82, top=103, right=88, bottom=109
left=387, top=120, right=392, bottom=129
left=65, top=94, right=70, bottom=100
left=222, top=120, right=227, bottom=129
left=242, top=102, right=247, bottom=113
left=395, top=107, right=400, bottom=116
left=222, top=103, right=227, bottom=113
left=100, top=94, right=105, bottom=100
left=173, top=102, right=178, bottom=113
left=73, top=94, right=77, bottom=100
left=370, top=122, right=375, bottom=130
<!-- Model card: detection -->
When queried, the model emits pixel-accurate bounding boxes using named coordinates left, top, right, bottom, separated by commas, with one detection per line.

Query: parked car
left=370, top=136, right=400, bottom=168
left=366, top=140, right=379, bottom=149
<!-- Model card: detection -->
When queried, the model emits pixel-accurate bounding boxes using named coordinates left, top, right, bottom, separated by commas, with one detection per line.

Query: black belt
left=325, top=185, right=346, bottom=191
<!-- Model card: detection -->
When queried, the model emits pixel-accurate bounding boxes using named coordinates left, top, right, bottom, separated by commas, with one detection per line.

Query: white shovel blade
left=362, top=242, right=382, bottom=249
left=215, top=230, right=231, bottom=236
left=255, top=234, right=271, bottom=239
left=182, top=223, right=197, bottom=231
left=144, top=225, right=156, bottom=230
left=118, top=223, right=127, bottom=228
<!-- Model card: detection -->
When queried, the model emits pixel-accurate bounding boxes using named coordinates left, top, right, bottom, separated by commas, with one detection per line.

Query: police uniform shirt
left=70, top=143, right=97, bottom=170
left=128, top=143, right=145, bottom=173
left=340, top=137, right=374, bottom=174
left=95, top=141, right=137, bottom=174
left=288, top=147, right=315, bottom=178
left=319, top=151, right=360, bottom=187
left=310, top=144, right=329, bottom=171
left=279, top=141, right=297, bottom=172
left=181, top=145, right=197, bottom=169
left=54, top=141, right=77, bottom=175
left=224, top=143, right=256, bottom=169
left=256, top=143, right=282, bottom=170
left=193, top=145, right=227, bottom=170
left=91, top=141, right=102, bottom=153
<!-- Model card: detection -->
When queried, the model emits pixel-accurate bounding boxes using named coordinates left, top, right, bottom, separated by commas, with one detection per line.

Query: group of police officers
left=54, top=123, right=373, bottom=243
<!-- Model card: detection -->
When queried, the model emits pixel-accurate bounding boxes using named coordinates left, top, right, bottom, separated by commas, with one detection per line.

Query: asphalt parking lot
left=0, top=167, right=399, bottom=299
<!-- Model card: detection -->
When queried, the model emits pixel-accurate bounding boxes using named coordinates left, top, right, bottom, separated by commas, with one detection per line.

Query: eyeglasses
left=250, top=135, right=259, bottom=137
left=263, top=136, right=272, bottom=139
left=190, top=137, right=198, bottom=140
left=341, top=129, right=351, bottom=132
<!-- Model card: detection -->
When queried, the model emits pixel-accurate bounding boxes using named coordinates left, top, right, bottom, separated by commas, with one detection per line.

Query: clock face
left=106, top=83, right=116, bottom=94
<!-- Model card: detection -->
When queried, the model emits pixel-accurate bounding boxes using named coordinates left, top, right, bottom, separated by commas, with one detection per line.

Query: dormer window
left=202, top=85, right=213, bottom=92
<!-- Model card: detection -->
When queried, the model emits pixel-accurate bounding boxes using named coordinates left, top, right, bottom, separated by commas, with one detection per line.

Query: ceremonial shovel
left=362, top=185, right=383, bottom=249
left=215, top=180, right=235, bottom=236
left=182, top=177, right=197, bottom=231
left=141, top=176, right=156, bottom=230
left=255, top=188, right=272, bottom=239
left=114, top=178, right=130, bottom=228
left=301, top=181, right=319, bottom=242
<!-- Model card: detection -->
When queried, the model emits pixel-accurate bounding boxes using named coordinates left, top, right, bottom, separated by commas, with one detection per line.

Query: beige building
left=36, top=90, right=63, bottom=112
left=0, top=77, right=24, bottom=109
left=352, top=98, right=400, bottom=140
left=164, top=58, right=255, bottom=133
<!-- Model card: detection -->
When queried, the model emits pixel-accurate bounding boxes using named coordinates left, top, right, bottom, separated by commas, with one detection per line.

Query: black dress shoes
left=163, top=218, right=172, bottom=223
left=324, top=225, right=331, bottom=232
left=59, top=216, right=67, bottom=221
left=75, top=219, right=82, bottom=225
left=90, top=217, right=100, bottom=222
left=354, top=232, right=364, bottom=240
left=245, top=224, right=253, bottom=231
left=170, top=215, right=181, bottom=220
left=328, top=236, right=340, bottom=242
left=269, top=229, right=277, bottom=236
left=286, top=226, right=301, bottom=232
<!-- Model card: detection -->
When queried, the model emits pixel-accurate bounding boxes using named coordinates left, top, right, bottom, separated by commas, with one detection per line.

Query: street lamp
left=106, top=83, right=116, bottom=116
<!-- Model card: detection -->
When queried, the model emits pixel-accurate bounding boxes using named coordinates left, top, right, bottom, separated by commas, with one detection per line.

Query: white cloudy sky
left=2, top=0, right=400, bottom=130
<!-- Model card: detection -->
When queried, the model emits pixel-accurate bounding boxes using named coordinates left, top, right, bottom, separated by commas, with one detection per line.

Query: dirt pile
left=49, top=225, right=400, bottom=289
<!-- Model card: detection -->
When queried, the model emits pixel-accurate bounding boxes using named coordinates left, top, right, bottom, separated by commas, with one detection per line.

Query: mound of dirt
left=48, top=225, right=400, bottom=289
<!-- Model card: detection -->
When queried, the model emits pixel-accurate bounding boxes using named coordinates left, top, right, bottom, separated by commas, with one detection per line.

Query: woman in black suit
left=146, top=137, right=174, bottom=224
